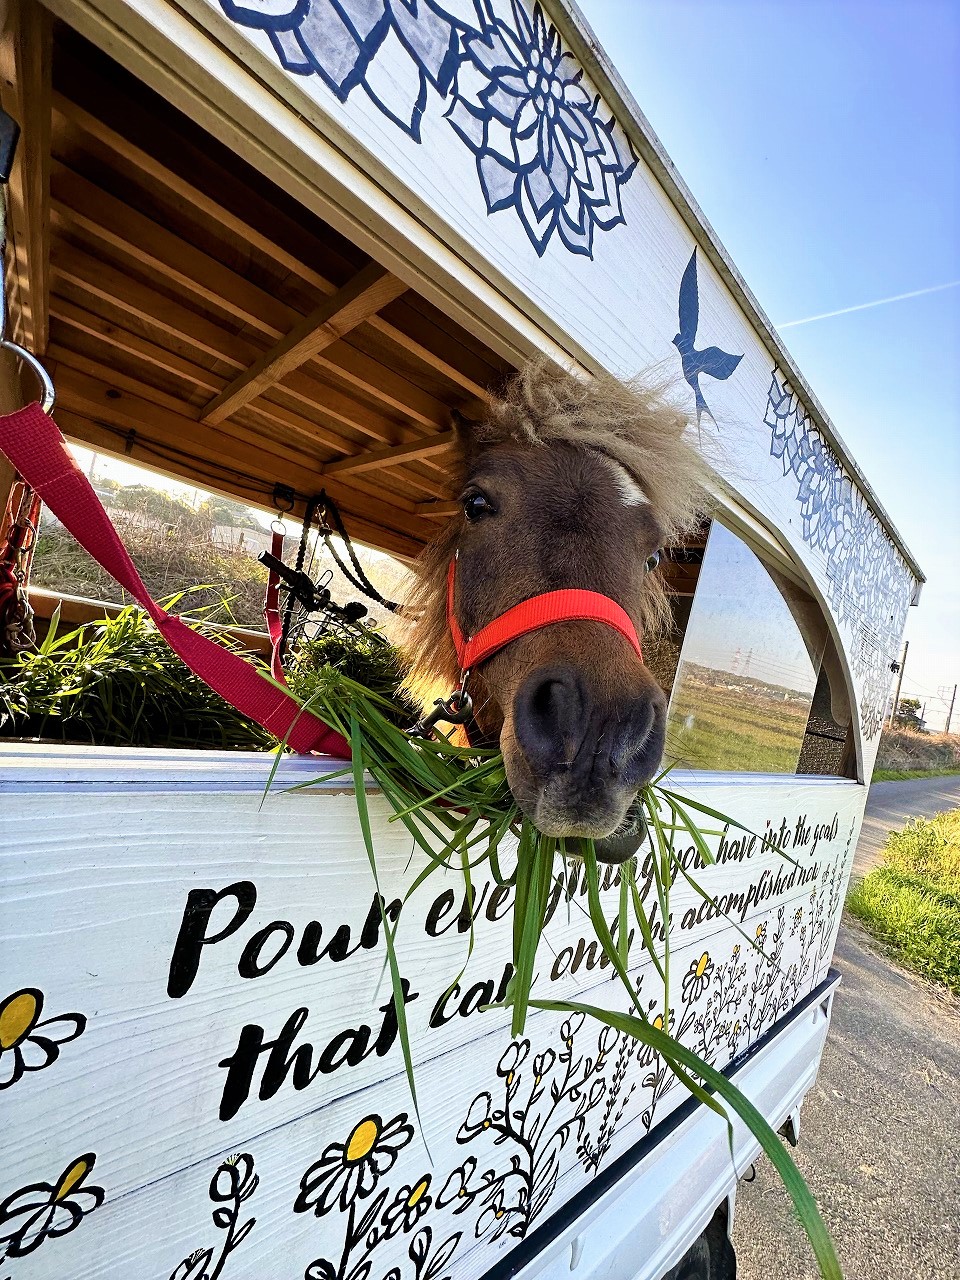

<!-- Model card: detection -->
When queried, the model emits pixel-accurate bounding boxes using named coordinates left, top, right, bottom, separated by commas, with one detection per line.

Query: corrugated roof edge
left=555, top=0, right=924, bottom=587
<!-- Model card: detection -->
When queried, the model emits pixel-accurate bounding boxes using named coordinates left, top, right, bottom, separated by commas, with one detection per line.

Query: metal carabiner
left=0, top=337, right=56, bottom=414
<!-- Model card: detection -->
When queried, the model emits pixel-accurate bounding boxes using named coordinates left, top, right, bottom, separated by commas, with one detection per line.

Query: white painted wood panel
left=1, top=750, right=863, bottom=1276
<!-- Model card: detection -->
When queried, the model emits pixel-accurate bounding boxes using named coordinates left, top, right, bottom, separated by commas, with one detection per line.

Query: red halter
left=446, top=556, right=644, bottom=674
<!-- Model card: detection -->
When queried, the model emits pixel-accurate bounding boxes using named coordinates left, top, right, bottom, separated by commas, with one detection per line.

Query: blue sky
left=580, top=0, right=960, bottom=729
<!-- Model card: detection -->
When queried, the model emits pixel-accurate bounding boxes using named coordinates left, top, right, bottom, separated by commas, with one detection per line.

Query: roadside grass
left=847, top=809, right=960, bottom=994
left=872, top=766, right=960, bottom=782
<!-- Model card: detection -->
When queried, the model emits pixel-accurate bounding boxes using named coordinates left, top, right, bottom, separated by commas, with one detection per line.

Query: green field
left=665, top=664, right=811, bottom=773
left=872, top=767, right=960, bottom=782
left=847, top=810, right=960, bottom=995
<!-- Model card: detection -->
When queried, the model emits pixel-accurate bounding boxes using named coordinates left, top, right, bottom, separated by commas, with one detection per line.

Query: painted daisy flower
left=0, top=1153, right=104, bottom=1260
left=637, top=1010, right=671, bottom=1069
left=681, top=952, right=714, bottom=1004
left=382, top=1175, right=432, bottom=1236
left=0, top=988, right=85, bottom=1090
left=294, top=1113, right=413, bottom=1217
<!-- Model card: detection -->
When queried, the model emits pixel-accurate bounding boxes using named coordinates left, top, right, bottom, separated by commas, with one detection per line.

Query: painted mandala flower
left=0, top=1153, right=104, bottom=1260
left=382, top=1175, right=433, bottom=1236
left=447, top=0, right=636, bottom=256
left=295, top=1113, right=413, bottom=1216
left=681, top=952, right=714, bottom=1004
left=219, top=0, right=478, bottom=140
left=0, top=988, right=85, bottom=1090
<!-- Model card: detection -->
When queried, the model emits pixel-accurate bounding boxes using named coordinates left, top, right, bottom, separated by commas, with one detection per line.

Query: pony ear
left=451, top=407, right=482, bottom=457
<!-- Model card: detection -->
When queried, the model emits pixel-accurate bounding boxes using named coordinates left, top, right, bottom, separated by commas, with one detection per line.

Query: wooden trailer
left=0, top=1, right=923, bottom=1277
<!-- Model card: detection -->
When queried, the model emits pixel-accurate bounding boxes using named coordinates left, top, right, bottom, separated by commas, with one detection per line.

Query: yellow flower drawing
left=0, top=988, right=85, bottom=1090
left=0, top=1153, right=104, bottom=1260
left=382, top=1175, right=432, bottom=1237
left=681, top=952, right=714, bottom=1004
left=295, top=1113, right=414, bottom=1217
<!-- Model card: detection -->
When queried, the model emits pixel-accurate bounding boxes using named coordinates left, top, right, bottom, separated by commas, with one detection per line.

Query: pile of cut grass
left=847, top=810, right=960, bottom=994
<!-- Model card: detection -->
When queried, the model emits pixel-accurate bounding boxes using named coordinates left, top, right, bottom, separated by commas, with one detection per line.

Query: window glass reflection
left=664, top=523, right=825, bottom=773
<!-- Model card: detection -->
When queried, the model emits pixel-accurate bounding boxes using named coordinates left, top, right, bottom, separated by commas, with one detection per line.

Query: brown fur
left=402, top=358, right=712, bottom=710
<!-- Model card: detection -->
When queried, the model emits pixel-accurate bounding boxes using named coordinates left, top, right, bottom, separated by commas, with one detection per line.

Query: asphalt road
left=853, top=774, right=960, bottom=878
left=734, top=777, right=960, bottom=1280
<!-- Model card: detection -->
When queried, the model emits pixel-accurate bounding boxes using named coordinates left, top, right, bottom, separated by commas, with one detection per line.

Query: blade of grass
left=530, top=997, right=841, bottom=1280
left=347, top=714, right=425, bottom=1151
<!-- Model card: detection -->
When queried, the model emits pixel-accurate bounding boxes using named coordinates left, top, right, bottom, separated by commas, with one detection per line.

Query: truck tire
left=660, top=1205, right=736, bottom=1280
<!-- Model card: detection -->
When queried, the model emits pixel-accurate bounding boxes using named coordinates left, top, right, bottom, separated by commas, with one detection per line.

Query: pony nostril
left=514, top=670, right=587, bottom=773
left=610, top=695, right=660, bottom=775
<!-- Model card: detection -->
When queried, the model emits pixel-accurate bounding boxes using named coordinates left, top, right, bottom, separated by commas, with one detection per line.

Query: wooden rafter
left=416, top=500, right=460, bottom=518
left=322, top=432, right=456, bottom=478
left=200, top=262, right=408, bottom=425
left=0, top=0, right=52, bottom=353
left=52, top=84, right=497, bottom=403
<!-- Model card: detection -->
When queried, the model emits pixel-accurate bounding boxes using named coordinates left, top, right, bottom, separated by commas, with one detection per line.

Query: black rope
left=318, top=491, right=400, bottom=613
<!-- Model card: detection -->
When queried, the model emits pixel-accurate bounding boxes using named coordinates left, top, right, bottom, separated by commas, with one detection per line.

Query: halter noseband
left=415, top=557, right=647, bottom=737
left=446, top=555, right=644, bottom=674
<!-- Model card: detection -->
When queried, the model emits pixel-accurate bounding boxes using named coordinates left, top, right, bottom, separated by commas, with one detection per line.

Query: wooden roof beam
left=201, top=261, right=407, bottom=425
left=415, top=501, right=460, bottom=518
left=0, top=0, right=52, bottom=353
left=323, top=432, right=456, bottom=478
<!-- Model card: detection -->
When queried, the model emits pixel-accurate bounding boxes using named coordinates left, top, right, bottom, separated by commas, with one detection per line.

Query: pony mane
left=401, top=358, right=713, bottom=708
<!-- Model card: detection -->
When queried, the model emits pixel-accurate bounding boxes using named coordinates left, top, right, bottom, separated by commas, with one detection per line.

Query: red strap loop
left=0, top=403, right=349, bottom=757
left=264, top=527, right=287, bottom=685
left=446, top=557, right=643, bottom=672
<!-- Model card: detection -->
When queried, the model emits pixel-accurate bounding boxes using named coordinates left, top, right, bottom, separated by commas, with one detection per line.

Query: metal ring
left=0, top=338, right=56, bottom=414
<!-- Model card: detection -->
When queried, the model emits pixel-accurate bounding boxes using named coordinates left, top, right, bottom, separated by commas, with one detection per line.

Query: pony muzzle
left=507, top=661, right=666, bottom=848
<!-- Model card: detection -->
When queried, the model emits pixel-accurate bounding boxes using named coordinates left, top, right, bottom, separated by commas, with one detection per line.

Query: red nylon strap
left=0, top=403, right=349, bottom=757
left=264, top=528, right=286, bottom=685
left=446, top=557, right=643, bottom=671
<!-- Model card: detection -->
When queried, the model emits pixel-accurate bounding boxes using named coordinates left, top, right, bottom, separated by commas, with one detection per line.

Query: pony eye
left=463, top=490, right=495, bottom=522
left=644, top=551, right=661, bottom=573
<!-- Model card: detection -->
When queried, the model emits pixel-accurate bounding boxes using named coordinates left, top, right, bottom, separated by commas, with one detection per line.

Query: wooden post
left=946, top=684, right=957, bottom=736
left=890, top=640, right=908, bottom=726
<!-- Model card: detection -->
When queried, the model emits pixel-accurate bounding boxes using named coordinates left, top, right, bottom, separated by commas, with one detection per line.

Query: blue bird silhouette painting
left=673, top=249, right=743, bottom=425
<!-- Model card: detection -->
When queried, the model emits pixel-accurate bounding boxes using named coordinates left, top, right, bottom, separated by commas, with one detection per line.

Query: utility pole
left=947, top=684, right=957, bottom=736
left=891, top=641, right=909, bottom=726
